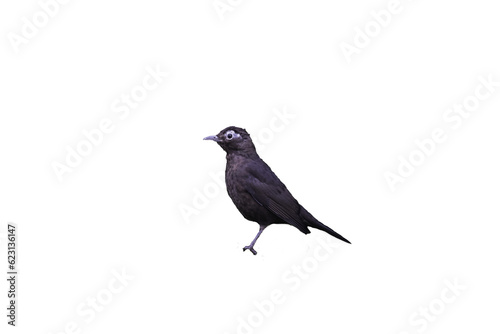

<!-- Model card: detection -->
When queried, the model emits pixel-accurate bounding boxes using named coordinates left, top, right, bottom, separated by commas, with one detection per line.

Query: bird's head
left=203, top=126, right=257, bottom=155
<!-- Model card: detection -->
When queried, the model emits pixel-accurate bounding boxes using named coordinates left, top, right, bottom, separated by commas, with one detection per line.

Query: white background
left=1, top=0, right=499, bottom=333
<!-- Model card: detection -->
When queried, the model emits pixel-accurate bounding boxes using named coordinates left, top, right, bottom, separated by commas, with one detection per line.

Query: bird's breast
left=224, top=155, right=268, bottom=222
left=225, top=157, right=248, bottom=201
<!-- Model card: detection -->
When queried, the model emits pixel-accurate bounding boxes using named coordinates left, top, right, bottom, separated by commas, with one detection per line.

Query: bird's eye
left=226, top=131, right=235, bottom=140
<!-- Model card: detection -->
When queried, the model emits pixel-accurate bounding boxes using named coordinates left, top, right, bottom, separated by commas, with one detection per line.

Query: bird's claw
left=243, top=246, right=257, bottom=255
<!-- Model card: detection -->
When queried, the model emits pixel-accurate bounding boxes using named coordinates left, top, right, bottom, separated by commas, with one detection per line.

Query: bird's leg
left=243, top=225, right=267, bottom=255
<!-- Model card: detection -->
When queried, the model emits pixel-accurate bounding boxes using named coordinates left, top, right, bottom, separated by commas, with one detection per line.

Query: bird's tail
left=300, top=206, right=351, bottom=244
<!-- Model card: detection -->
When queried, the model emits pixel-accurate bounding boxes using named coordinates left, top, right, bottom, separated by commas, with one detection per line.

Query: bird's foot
left=243, top=245, right=257, bottom=255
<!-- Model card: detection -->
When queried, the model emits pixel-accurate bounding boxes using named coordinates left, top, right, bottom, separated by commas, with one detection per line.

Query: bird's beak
left=203, top=135, right=222, bottom=142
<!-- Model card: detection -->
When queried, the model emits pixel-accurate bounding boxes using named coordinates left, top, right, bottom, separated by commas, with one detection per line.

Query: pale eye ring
left=226, top=130, right=235, bottom=140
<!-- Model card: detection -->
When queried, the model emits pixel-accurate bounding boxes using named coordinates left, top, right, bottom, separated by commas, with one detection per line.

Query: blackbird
left=203, top=126, right=350, bottom=255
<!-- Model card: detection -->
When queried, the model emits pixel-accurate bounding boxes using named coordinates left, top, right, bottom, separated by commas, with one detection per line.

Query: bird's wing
left=243, top=161, right=311, bottom=234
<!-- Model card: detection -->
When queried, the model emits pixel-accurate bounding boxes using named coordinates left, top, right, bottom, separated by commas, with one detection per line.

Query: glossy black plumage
left=204, top=126, right=350, bottom=255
